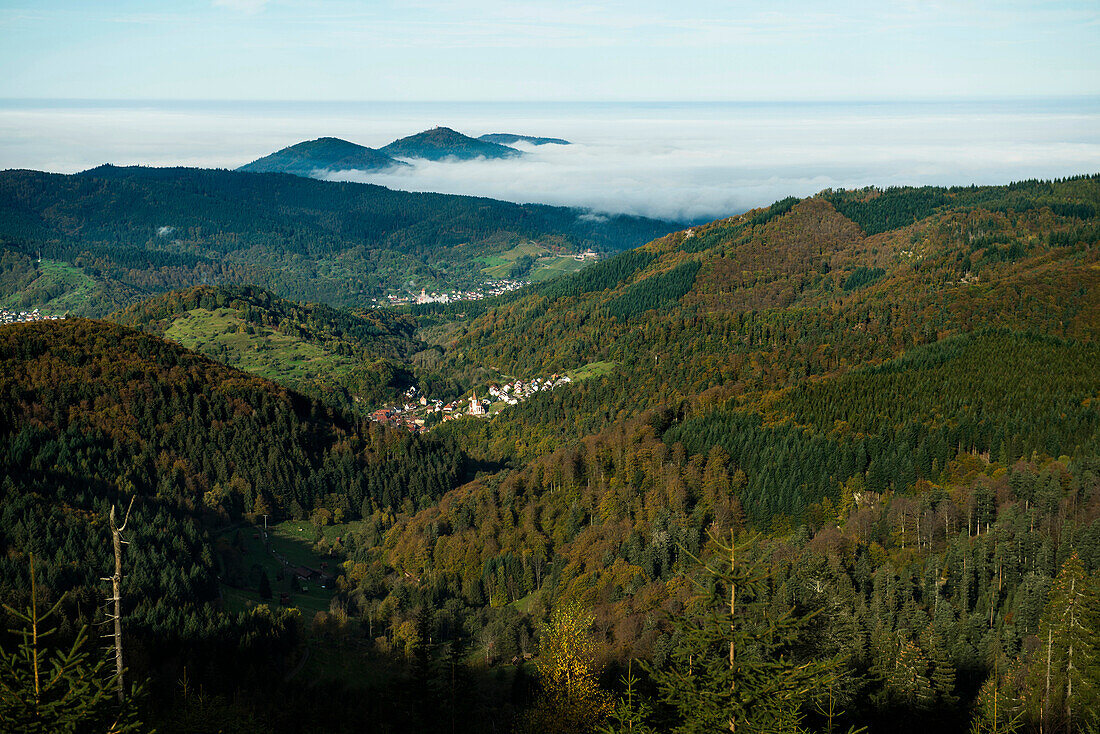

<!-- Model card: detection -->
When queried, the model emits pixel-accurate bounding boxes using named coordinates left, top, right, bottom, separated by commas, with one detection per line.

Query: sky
left=1, top=2, right=1098, bottom=221
left=1, top=0, right=1098, bottom=101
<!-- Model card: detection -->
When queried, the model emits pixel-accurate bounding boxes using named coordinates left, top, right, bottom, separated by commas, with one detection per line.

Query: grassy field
left=216, top=520, right=360, bottom=617
left=164, top=307, right=359, bottom=383
left=566, top=361, right=617, bottom=381
left=0, top=259, right=98, bottom=312
left=479, top=242, right=593, bottom=282
left=528, top=254, right=589, bottom=282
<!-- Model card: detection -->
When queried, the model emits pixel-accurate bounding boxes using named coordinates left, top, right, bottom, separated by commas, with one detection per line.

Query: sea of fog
left=2, top=99, right=1098, bottom=223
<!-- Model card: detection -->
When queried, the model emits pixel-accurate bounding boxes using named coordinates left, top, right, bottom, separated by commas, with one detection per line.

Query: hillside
left=0, top=317, right=483, bottom=731
left=380, top=126, right=522, bottom=160
left=0, top=166, right=676, bottom=314
left=110, top=284, right=424, bottom=411
left=0, top=319, right=466, bottom=521
left=366, top=176, right=1100, bottom=732
left=237, top=136, right=406, bottom=176
left=477, top=133, right=570, bottom=146
left=427, top=177, right=1100, bottom=383
left=4, top=175, right=1100, bottom=734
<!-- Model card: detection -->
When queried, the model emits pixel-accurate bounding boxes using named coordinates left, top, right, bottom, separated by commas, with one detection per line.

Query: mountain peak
left=380, top=127, right=522, bottom=161
left=237, top=137, right=405, bottom=177
left=478, top=133, right=571, bottom=146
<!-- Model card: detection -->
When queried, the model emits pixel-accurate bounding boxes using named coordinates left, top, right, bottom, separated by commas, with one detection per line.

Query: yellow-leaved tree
left=520, top=601, right=612, bottom=734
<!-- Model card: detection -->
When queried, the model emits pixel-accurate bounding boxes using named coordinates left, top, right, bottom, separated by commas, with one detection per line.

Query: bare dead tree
left=102, top=497, right=134, bottom=703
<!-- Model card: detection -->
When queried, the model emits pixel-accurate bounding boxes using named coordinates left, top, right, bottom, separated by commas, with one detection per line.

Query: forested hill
left=426, top=175, right=1100, bottom=381
left=367, top=177, right=1100, bottom=732
left=380, top=126, right=521, bottom=160
left=0, top=166, right=677, bottom=315
left=4, top=175, right=1100, bottom=734
left=237, top=136, right=406, bottom=176
left=110, top=284, right=425, bottom=411
left=0, top=317, right=476, bottom=731
left=0, top=319, right=465, bottom=522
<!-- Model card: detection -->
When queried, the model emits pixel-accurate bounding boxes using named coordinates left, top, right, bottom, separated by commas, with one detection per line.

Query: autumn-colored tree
left=520, top=601, right=612, bottom=734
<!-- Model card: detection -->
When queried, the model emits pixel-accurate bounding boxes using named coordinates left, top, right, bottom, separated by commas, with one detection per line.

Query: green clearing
left=478, top=241, right=592, bottom=282
left=164, top=307, right=359, bottom=383
left=216, top=520, right=360, bottom=618
left=509, top=592, right=537, bottom=615
left=566, top=360, right=616, bottom=381
left=528, top=254, right=590, bottom=282
left=478, top=241, right=548, bottom=279
left=0, top=259, right=97, bottom=312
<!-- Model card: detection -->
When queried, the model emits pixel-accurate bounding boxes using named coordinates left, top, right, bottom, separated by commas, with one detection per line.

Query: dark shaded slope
left=0, top=319, right=464, bottom=520
left=237, top=136, right=405, bottom=176
left=381, top=126, right=521, bottom=160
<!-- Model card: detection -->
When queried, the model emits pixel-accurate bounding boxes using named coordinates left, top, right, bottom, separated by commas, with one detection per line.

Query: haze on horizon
left=1, top=1, right=1098, bottom=221
left=1, top=0, right=1097, bottom=102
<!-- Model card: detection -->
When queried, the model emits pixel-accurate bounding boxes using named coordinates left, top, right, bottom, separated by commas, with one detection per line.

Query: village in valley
left=0, top=307, right=66, bottom=325
left=379, top=278, right=530, bottom=307
left=370, top=373, right=574, bottom=432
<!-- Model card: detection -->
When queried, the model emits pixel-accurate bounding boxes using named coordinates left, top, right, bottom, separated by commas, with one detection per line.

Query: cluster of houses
left=1, top=308, right=65, bottom=325
left=382, top=278, right=529, bottom=307
left=369, top=405, right=427, bottom=433
left=485, top=375, right=572, bottom=405
left=367, top=375, right=575, bottom=431
left=438, top=375, right=573, bottom=421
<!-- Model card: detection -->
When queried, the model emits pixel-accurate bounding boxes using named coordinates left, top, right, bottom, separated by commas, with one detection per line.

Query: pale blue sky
left=1, top=0, right=1097, bottom=100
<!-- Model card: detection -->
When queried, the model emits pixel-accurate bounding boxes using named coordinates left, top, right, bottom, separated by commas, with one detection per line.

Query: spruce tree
left=1027, top=553, right=1100, bottom=731
left=0, top=556, right=146, bottom=733
left=646, top=532, right=839, bottom=733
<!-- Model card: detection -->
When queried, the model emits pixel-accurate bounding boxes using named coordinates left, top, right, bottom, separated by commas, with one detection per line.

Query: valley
left=4, top=0, right=1096, bottom=730
left=2, top=174, right=1100, bottom=734
left=0, top=166, right=677, bottom=316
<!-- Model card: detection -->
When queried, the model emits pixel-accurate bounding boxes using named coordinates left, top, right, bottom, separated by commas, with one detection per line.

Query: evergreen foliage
left=841, top=266, right=885, bottom=291
left=2, top=174, right=1100, bottom=732
left=0, top=167, right=675, bottom=313
left=646, top=533, right=838, bottom=733
left=537, top=248, right=658, bottom=301
left=605, top=260, right=701, bottom=321
left=0, top=557, right=147, bottom=733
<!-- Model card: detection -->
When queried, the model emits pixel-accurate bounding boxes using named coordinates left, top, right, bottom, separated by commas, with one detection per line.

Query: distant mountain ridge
left=237, top=136, right=405, bottom=175
left=478, top=133, right=571, bottom=146
left=380, top=126, right=521, bottom=161
left=238, top=128, right=570, bottom=177
left=0, top=165, right=678, bottom=314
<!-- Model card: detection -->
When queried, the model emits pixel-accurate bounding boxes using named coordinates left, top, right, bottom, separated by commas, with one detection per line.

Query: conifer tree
left=0, top=556, right=146, bottom=733
left=1027, top=553, right=1100, bottom=732
left=646, top=532, right=839, bottom=733
left=602, top=660, right=656, bottom=734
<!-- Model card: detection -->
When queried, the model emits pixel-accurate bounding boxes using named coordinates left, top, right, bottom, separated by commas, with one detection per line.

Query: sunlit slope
left=111, top=285, right=422, bottom=410
left=416, top=176, right=1099, bottom=469
left=433, top=176, right=1100, bottom=381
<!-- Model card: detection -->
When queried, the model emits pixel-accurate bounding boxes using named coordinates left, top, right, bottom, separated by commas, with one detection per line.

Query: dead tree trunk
left=106, top=498, right=134, bottom=703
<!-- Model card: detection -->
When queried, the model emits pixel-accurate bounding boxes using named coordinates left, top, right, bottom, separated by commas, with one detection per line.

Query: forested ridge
left=0, top=166, right=676, bottom=314
left=110, top=284, right=425, bottom=410
left=2, top=175, right=1100, bottom=733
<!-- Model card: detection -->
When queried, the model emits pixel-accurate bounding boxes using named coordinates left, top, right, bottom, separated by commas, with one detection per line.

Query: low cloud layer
left=323, top=103, right=1100, bottom=222
left=3, top=100, right=1099, bottom=224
